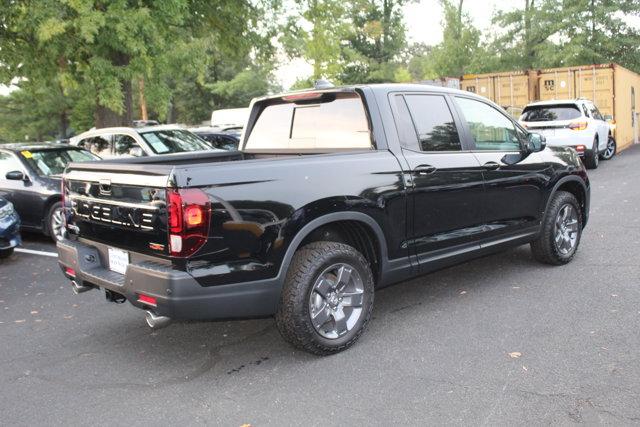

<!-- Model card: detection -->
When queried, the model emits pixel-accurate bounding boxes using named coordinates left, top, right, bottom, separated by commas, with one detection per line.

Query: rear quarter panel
left=179, top=150, right=407, bottom=286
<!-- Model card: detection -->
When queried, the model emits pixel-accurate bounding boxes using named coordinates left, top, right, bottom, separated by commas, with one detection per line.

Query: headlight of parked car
left=0, top=202, right=16, bottom=221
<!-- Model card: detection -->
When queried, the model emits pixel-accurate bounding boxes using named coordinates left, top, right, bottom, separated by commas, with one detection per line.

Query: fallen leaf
left=522, top=366, right=528, bottom=371
left=459, top=291, right=467, bottom=295
left=508, top=352, right=522, bottom=359
left=30, top=310, right=38, bottom=315
left=14, top=319, right=26, bottom=323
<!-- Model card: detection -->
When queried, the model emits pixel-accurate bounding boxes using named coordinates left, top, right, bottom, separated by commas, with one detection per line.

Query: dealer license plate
left=108, top=248, right=129, bottom=275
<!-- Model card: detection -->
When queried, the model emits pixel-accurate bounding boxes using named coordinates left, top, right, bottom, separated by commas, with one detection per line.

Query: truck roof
left=257, top=83, right=480, bottom=102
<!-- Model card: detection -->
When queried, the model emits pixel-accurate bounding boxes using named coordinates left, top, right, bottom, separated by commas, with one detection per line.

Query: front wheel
left=600, top=136, right=616, bottom=160
left=47, top=202, right=66, bottom=242
left=275, top=241, right=374, bottom=355
left=531, top=191, right=583, bottom=265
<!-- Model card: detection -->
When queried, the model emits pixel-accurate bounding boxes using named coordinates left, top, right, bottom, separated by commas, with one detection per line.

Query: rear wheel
left=47, top=202, right=65, bottom=242
left=275, top=241, right=374, bottom=355
left=531, top=191, right=582, bottom=265
left=600, top=136, right=616, bottom=160
left=584, top=136, right=599, bottom=169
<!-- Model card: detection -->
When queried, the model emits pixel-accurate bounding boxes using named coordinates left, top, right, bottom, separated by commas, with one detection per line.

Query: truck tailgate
left=64, top=167, right=172, bottom=257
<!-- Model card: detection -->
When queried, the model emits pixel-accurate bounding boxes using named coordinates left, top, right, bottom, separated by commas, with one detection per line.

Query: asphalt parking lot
left=1, top=146, right=640, bottom=426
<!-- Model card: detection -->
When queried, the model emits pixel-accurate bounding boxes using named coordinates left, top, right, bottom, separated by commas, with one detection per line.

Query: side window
left=455, top=97, right=521, bottom=151
left=589, top=105, right=603, bottom=121
left=582, top=104, right=590, bottom=117
left=114, top=134, right=144, bottom=156
left=403, top=95, right=461, bottom=152
left=80, top=135, right=112, bottom=157
left=0, top=152, right=22, bottom=177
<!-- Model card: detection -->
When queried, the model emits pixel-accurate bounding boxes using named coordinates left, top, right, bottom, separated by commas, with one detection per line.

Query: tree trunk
left=138, top=77, right=148, bottom=121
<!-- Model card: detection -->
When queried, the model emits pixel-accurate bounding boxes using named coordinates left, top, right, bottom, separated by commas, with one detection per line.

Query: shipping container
left=461, top=70, right=538, bottom=115
left=460, top=63, right=640, bottom=152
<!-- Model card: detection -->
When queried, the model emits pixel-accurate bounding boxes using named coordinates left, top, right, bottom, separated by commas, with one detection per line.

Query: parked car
left=0, top=197, right=21, bottom=258
left=69, top=125, right=215, bottom=159
left=0, top=143, right=99, bottom=241
left=189, top=127, right=240, bottom=150
left=57, top=84, right=590, bottom=355
left=519, top=98, right=616, bottom=169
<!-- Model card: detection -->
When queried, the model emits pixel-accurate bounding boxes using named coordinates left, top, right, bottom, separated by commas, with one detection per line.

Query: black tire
left=600, top=136, right=616, bottom=160
left=46, top=201, right=65, bottom=242
left=0, top=248, right=14, bottom=259
left=584, top=136, right=599, bottom=169
left=275, top=241, right=374, bottom=356
left=531, top=191, right=582, bottom=265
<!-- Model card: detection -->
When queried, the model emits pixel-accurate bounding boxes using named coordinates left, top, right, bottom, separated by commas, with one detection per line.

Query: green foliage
left=424, top=0, right=481, bottom=77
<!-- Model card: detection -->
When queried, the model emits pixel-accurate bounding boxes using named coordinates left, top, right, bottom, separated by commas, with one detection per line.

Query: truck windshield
left=521, top=104, right=582, bottom=122
left=139, top=129, right=212, bottom=154
left=21, top=148, right=99, bottom=177
left=245, top=92, right=371, bottom=151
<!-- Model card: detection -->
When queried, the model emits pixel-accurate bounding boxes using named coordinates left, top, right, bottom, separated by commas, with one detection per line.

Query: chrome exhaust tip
left=71, top=280, right=93, bottom=294
left=145, top=311, right=171, bottom=329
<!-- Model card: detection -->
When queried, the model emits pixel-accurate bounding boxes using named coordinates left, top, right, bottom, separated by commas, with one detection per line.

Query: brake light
left=569, top=121, right=588, bottom=131
left=166, top=188, right=210, bottom=257
left=282, top=92, right=323, bottom=101
left=65, top=267, right=76, bottom=278
left=576, top=145, right=586, bottom=152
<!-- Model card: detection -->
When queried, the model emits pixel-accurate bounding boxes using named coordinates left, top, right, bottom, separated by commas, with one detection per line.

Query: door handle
left=482, top=161, right=501, bottom=171
left=413, top=165, right=437, bottom=176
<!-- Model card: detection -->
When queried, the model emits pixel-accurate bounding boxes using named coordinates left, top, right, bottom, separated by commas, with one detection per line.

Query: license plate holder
left=108, top=247, right=129, bottom=275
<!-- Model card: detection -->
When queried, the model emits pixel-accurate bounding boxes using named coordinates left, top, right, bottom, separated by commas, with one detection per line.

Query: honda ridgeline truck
left=57, top=84, right=590, bottom=355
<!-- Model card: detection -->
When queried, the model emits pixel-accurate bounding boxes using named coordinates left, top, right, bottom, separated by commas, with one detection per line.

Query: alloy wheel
left=602, top=138, right=616, bottom=160
left=554, top=204, right=579, bottom=255
left=308, top=263, right=365, bottom=339
left=50, top=207, right=66, bottom=241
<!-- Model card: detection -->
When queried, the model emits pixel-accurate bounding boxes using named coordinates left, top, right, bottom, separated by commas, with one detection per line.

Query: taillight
left=576, top=145, right=586, bottom=152
left=569, top=121, right=588, bottom=131
left=166, top=188, right=210, bottom=257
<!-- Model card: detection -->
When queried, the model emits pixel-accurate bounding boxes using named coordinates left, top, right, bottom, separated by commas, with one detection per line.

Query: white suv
left=69, top=125, right=215, bottom=159
left=519, top=99, right=615, bottom=169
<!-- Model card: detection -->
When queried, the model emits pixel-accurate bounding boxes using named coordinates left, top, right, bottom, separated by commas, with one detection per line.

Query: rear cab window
left=244, top=92, right=372, bottom=152
left=521, top=104, right=582, bottom=122
left=398, top=94, right=461, bottom=152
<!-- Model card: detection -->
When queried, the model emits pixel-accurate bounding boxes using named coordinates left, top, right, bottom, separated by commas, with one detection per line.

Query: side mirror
left=5, top=170, right=27, bottom=181
left=525, top=133, right=546, bottom=153
left=129, top=147, right=144, bottom=157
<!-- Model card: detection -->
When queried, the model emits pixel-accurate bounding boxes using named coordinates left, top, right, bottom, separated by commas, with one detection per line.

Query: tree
left=558, top=0, right=640, bottom=72
left=0, top=0, right=279, bottom=129
left=340, top=0, right=413, bottom=83
left=280, top=0, right=352, bottom=82
left=426, top=0, right=481, bottom=77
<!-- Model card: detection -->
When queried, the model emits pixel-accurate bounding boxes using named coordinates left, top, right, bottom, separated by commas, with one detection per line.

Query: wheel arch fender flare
left=275, top=211, right=390, bottom=283
left=544, top=175, right=589, bottom=227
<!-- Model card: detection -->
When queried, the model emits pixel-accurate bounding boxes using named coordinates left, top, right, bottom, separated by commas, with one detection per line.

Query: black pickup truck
left=57, top=84, right=590, bottom=355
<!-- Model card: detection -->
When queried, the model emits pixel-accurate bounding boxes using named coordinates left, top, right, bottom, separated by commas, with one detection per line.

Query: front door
left=390, top=93, right=485, bottom=268
left=0, top=151, right=41, bottom=227
left=452, top=96, right=548, bottom=240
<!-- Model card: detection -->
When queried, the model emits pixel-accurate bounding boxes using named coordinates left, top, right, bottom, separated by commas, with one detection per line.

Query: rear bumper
left=541, top=132, right=594, bottom=156
left=56, top=239, right=281, bottom=320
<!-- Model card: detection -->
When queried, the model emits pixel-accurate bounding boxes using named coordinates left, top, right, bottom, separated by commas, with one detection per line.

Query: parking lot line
left=14, top=248, right=58, bottom=258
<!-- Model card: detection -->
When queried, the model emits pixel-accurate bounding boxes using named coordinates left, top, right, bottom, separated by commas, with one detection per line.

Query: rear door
left=453, top=95, right=548, bottom=239
left=390, top=92, right=486, bottom=267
